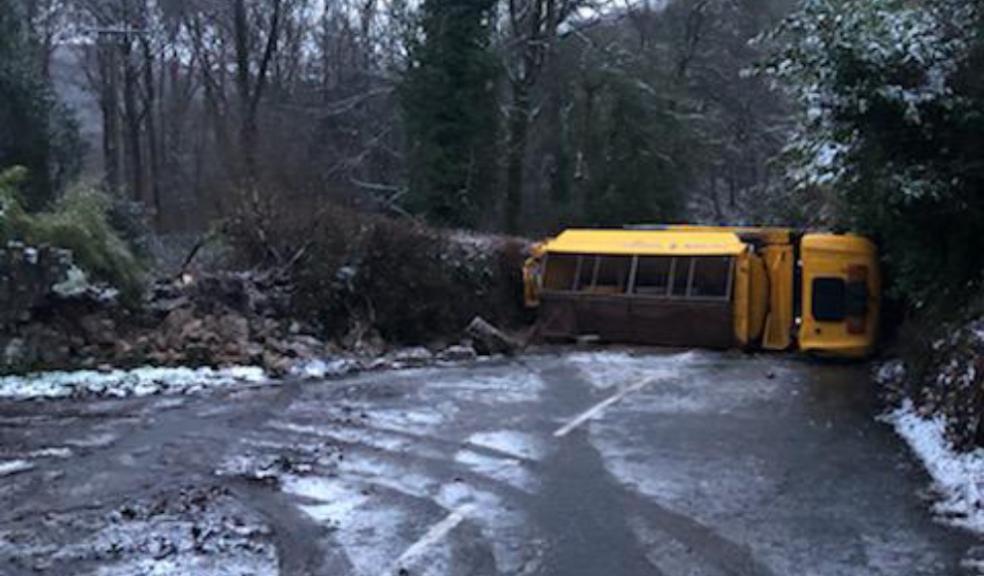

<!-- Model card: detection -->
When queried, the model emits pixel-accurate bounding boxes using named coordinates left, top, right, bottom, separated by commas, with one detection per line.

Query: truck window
left=671, top=257, right=693, bottom=296
left=575, top=255, right=598, bottom=291
left=543, top=254, right=579, bottom=290
left=690, top=256, right=733, bottom=299
left=812, top=277, right=846, bottom=321
left=594, top=256, right=631, bottom=293
left=633, top=257, right=671, bottom=295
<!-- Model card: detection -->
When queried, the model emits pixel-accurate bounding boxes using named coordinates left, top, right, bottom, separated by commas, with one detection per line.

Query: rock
left=2, top=338, right=27, bottom=368
left=114, top=339, right=135, bottom=361
left=391, top=346, right=434, bottom=368
left=79, top=315, right=117, bottom=346
left=179, top=318, right=206, bottom=343
left=439, top=344, right=477, bottom=362
left=466, top=316, right=519, bottom=356
left=39, top=343, right=71, bottom=367
left=366, top=357, right=392, bottom=371
left=262, top=351, right=293, bottom=376
left=162, top=307, right=195, bottom=345
left=217, top=313, right=250, bottom=343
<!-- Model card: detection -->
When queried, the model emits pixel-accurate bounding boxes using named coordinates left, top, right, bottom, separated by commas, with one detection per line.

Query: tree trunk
left=142, top=37, right=162, bottom=228
left=233, top=0, right=282, bottom=185
left=99, top=40, right=121, bottom=196
left=122, top=39, right=144, bottom=204
left=505, top=84, right=530, bottom=234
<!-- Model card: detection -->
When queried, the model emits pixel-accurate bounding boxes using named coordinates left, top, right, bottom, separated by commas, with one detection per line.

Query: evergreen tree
left=0, top=0, right=81, bottom=210
left=582, top=75, right=686, bottom=227
left=399, top=0, right=499, bottom=228
left=761, top=0, right=984, bottom=304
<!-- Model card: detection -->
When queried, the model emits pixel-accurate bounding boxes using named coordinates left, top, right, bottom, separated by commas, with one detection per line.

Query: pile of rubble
left=0, top=267, right=333, bottom=375
left=0, top=258, right=504, bottom=380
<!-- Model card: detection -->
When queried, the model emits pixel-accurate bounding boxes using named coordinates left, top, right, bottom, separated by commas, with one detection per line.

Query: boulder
left=79, top=315, right=117, bottom=346
left=216, top=313, right=250, bottom=343
left=391, top=346, right=434, bottom=368
left=466, top=316, right=519, bottom=356
left=439, top=344, right=478, bottom=362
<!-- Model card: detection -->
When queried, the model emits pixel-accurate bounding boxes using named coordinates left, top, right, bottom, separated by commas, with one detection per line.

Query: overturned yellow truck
left=523, top=226, right=880, bottom=358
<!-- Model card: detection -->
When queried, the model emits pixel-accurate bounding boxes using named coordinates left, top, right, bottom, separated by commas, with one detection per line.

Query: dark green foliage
left=0, top=168, right=143, bottom=297
left=581, top=75, right=686, bottom=226
left=0, top=0, right=82, bottom=210
left=763, top=0, right=984, bottom=306
left=399, top=0, right=499, bottom=227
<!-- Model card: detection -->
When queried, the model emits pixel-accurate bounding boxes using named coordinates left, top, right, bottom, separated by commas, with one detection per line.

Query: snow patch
left=467, top=430, right=545, bottom=461
left=0, top=365, right=268, bottom=401
left=881, top=400, right=984, bottom=533
left=282, top=475, right=369, bottom=525
left=454, top=449, right=536, bottom=492
left=566, top=350, right=703, bottom=389
left=436, top=482, right=540, bottom=575
left=0, top=459, right=34, bottom=477
left=282, top=474, right=417, bottom=575
left=288, top=357, right=361, bottom=380
left=27, top=447, right=73, bottom=459
left=874, top=359, right=906, bottom=386
left=425, top=371, right=545, bottom=404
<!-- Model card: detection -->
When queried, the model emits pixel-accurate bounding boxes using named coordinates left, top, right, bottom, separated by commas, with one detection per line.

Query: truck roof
left=542, top=228, right=748, bottom=256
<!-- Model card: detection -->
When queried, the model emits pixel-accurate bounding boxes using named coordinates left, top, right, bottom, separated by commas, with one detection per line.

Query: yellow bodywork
left=732, top=252, right=768, bottom=347
left=523, top=226, right=880, bottom=357
left=798, top=234, right=880, bottom=358
left=540, top=229, right=747, bottom=256
left=761, top=245, right=795, bottom=351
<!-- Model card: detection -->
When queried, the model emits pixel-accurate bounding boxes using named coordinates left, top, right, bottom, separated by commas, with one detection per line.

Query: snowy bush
left=758, top=0, right=984, bottom=303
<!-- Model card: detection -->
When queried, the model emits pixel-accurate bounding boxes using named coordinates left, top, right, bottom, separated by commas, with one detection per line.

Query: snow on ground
left=454, top=449, right=537, bottom=493
left=281, top=473, right=440, bottom=576
left=0, top=459, right=35, bottom=477
left=288, top=357, right=361, bottom=380
left=467, top=430, right=546, bottom=461
left=566, top=350, right=704, bottom=390
left=0, top=365, right=268, bottom=401
left=881, top=400, right=984, bottom=534
left=424, top=371, right=545, bottom=404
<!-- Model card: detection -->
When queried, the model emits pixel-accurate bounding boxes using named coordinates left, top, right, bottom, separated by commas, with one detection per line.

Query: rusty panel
left=539, top=293, right=734, bottom=348
left=539, top=295, right=579, bottom=339
left=628, top=298, right=734, bottom=348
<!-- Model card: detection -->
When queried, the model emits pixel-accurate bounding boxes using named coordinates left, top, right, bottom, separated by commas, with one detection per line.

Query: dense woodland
left=0, top=0, right=982, bottom=309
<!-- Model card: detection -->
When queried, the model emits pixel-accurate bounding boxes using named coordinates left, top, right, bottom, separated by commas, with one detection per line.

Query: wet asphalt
left=0, top=348, right=981, bottom=575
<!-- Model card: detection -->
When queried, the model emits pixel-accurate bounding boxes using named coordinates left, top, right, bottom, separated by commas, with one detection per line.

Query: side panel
left=733, top=252, right=768, bottom=347
left=798, top=234, right=880, bottom=357
left=761, top=244, right=794, bottom=351
left=748, top=254, right=769, bottom=343
left=733, top=253, right=750, bottom=346
left=628, top=298, right=734, bottom=349
left=538, top=292, right=733, bottom=347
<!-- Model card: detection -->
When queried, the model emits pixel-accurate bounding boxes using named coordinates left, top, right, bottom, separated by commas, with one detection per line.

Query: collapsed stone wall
left=0, top=243, right=73, bottom=328
left=0, top=227, right=530, bottom=376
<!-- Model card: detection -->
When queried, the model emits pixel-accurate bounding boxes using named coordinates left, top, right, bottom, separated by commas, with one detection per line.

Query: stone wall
left=0, top=242, right=73, bottom=328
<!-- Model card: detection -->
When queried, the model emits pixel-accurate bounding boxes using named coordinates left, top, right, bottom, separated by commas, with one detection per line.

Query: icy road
left=1, top=349, right=982, bottom=575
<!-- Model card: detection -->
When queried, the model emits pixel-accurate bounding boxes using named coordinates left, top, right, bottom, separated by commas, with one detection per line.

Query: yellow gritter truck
left=523, top=225, right=880, bottom=358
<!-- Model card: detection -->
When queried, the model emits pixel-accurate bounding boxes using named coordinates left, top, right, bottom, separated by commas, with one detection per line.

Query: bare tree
left=500, top=0, right=583, bottom=232
left=233, top=0, right=283, bottom=183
